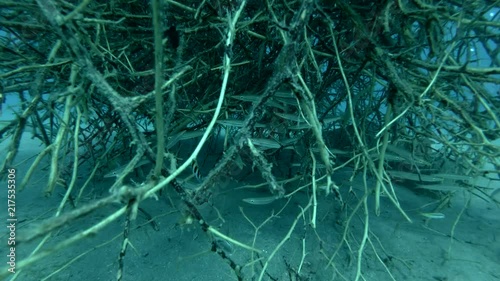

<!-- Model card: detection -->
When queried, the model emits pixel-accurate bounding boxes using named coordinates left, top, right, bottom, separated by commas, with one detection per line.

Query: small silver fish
left=274, top=112, right=305, bottom=122
left=419, top=212, right=445, bottom=219
left=432, top=173, right=475, bottom=183
left=217, top=119, right=266, bottom=128
left=215, top=238, right=234, bottom=255
left=274, top=90, right=294, bottom=98
left=104, top=159, right=150, bottom=178
left=272, top=97, right=298, bottom=107
left=386, top=145, right=431, bottom=166
left=165, top=130, right=206, bottom=149
left=249, top=138, right=281, bottom=150
left=416, top=184, right=460, bottom=192
left=230, top=95, right=260, bottom=102
left=387, top=170, right=443, bottom=183
left=242, top=195, right=280, bottom=205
